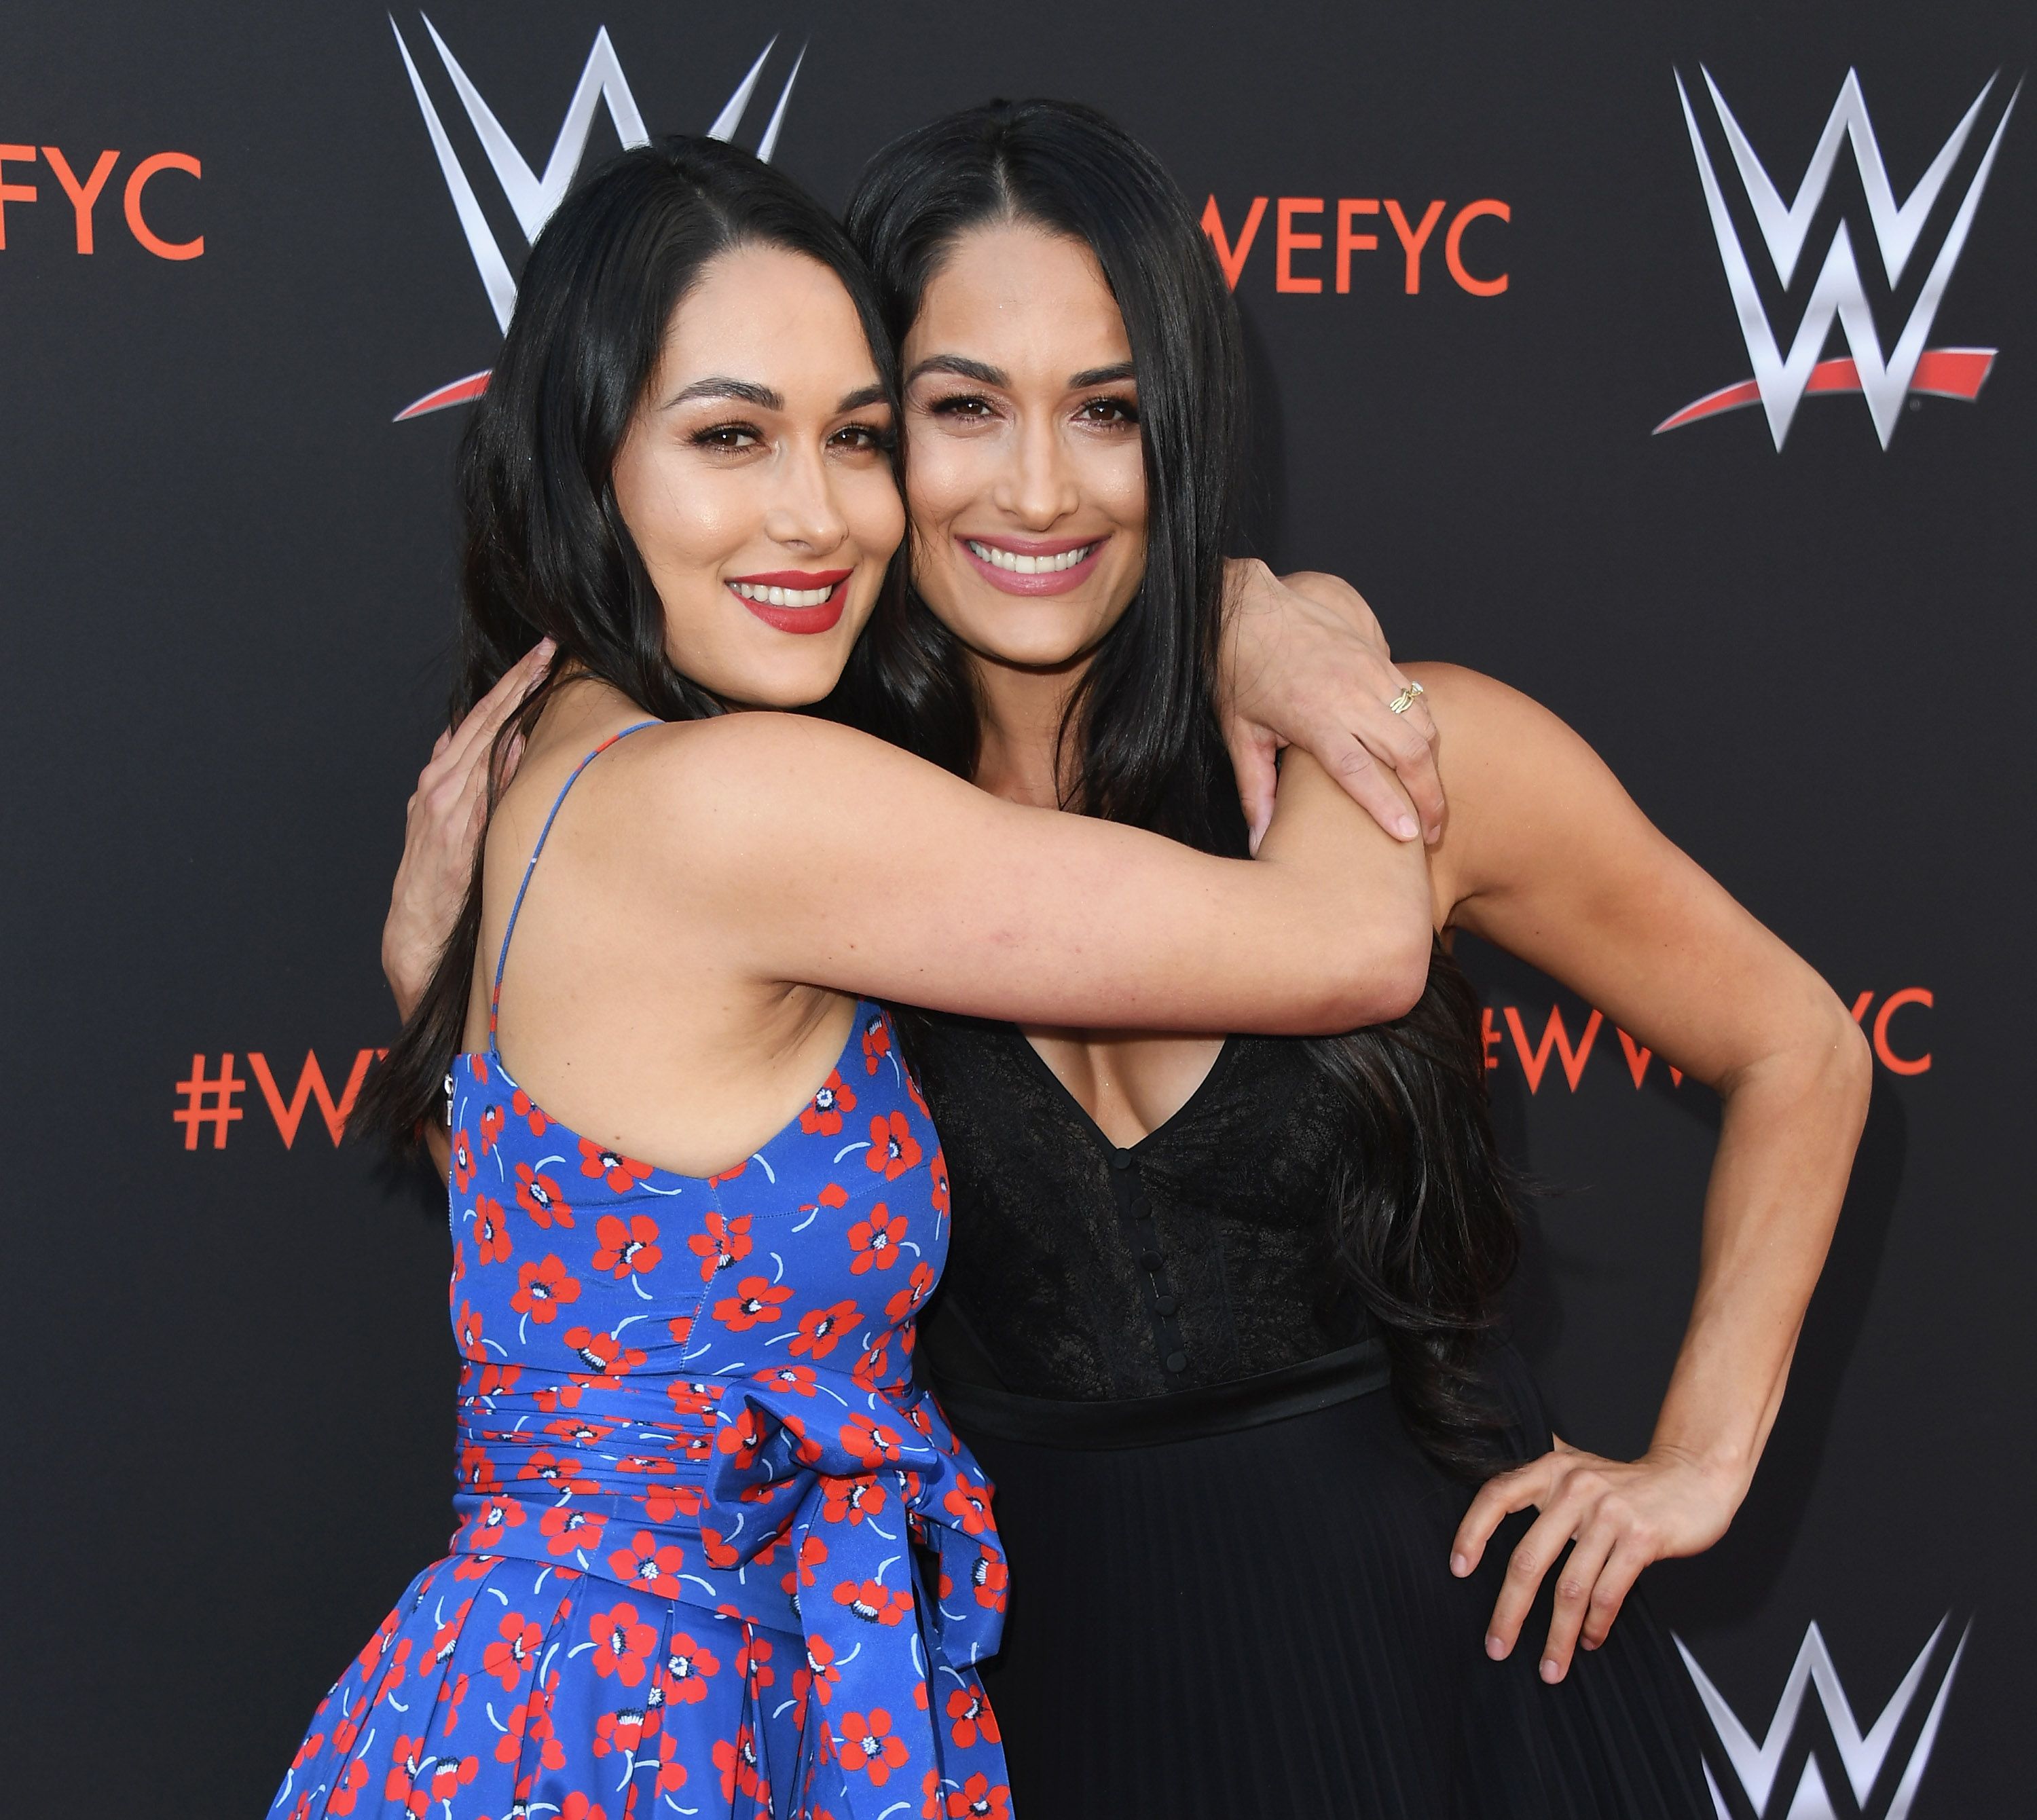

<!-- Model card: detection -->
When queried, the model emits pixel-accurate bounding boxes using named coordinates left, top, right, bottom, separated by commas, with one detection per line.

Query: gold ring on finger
left=1387, top=680, right=1425, bottom=716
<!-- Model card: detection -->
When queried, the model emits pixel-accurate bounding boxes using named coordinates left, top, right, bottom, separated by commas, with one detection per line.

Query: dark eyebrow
left=905, top=354, right=1008, bottom=388
left=838, top=382, right=889, bottom=412
left=665, top=376, right=783, bottom=411
left=1071, top=361, right=1137, bottom=388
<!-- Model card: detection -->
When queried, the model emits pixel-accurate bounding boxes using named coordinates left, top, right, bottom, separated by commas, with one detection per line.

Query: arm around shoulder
left=642, top=711, right=1433, bottom=1034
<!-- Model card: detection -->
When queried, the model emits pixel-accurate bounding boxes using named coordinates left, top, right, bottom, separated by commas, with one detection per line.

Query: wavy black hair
left=359, top=134, right=896, bottom=1145
left=841, top=100, right=1520, bottom=1477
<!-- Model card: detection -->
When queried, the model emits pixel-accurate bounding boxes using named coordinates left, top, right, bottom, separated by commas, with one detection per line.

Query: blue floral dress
left=270, top=724, right=1011, bottom=1820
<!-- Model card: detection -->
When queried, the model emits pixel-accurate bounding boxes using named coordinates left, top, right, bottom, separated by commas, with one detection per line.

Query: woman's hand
left=1218, top=557, right=1444, bottom=853
left=382, top=640, right=552, bottom=1019
left=1450, top=1438, right=1742, bottom=1683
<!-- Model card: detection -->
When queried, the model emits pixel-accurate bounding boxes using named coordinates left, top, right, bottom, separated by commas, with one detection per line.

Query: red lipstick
left=725, top=568, right=853, bottom=635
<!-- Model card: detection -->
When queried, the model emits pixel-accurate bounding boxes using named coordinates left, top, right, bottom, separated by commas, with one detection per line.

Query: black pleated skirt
left=947, top=1346, right=1712, bottom=1819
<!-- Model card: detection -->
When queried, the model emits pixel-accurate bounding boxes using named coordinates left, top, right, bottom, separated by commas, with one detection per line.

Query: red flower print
left=943, top=1475, right=993, bottom=1537
left=539, top=1505, right=606, bottom=1556
left=289, top=1731, right=324, bottom=1771
left=668, top=1312, right=694, bottom=1346
left=819, top=1474, right=887, bottom=1525
left=833, top=1577, right=914, bottom=1627
left=544, top=1416, right=612, bottom=1447
left=754, top=1362, right=818, bottom=1396
left=562, top=1326, right=646, bottom=1379
left=713, top=1274, right=792, bottom=1330
left=439, top=1669, right=469, bottom=1733
left=369, top=1638, right=412, bottom=1707
left=592, top=1704, right=655, bottom=1758
left=579, top=1136, right=654, bottom=1193
left=686, top=1210, right=752, bottom=1282
left=923, top=1769, right=945, bottom=1820
left=451, top=1553, right=498, bottom=1582
left=848, top=1204, right=906, bottom=1274
left=591, top=1211, right=662, bottom=1278
left=792, top=1298, right=858, bottom=1360
left=515, top=1162, right=573, bottom=1229
left=945, top=1773, right=1013, bottom=1819
left=650, top=1729, right=688, bottom=1794
left=588, top=1599, right=657, bottom=1687
left=861, top=1013, right=892, bottom=1076
left=513, top=1086, right=549, bottom=1136
left=517, top=1449, right=600, bottom=1495
left=477, top=1362, right=521, bottom=1399
left=657, top=1631, right=720, bottom=1704
left=462, top=1496, right=526, bottom=1550
left=852, top=1339, right=892, bottom=1394
left=865, top=1110, right=922, bottom=1181
left=325, top=1759, right=371, bottom=1817
left=451, top=1130, right=477, bottom=1194
left=929, top=1148, right=950, bottom=1215
left=801, top=1632, right=842, bottom=1705
left=423, top=1753, right=479, bottom=1808
left=837, top=1708, right=910, bottom=1785
left=713, top=1724, right=765, bottom=1802
left=473, top=1194, right=512, bottom=1266
left=667, top=1380, right=717, bottom=1420
left=801, top=1069, right=857, bottom=1134
left=532, top=1379, right=585, bottom=1413
left=841, top=1413, right=903, bottom=1469
left=454, top=1301, right=485, bottom=1362
left=458, top=1443, right=496, bottom=1493
left=560, top=1793, right=607, bottom=1820
left=716, top=1404, right=768, bottom=1470
left=479, top=1104, right=504, bottom=1155
left=642, top=1483, right=706, bottom=1523
left=606, top=1528, right=684, bottom=1594
left=801, top=1182, right=850, bottom=1226
left=887, top=1261, right=937, bottom=1324
left=511, top=1253, right=581, bottom=1326
left=970, top=1545, right=1009, bottom=1612
left=781, top=1532, right=828, bottom=1594
left=494, top=1684, right=565, bottom=1769
left=947, top=1685, right=1000, bottom=1749
left=708, top=1157, right=748, bottom=1189
left=736, top=1630, right=775, bottom=1690
left=481, top=1610, right=542, bottom=1690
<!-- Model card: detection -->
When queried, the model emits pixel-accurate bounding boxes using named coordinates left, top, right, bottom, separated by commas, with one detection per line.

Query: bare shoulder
left=1403, top=661, right=1583, bottom=766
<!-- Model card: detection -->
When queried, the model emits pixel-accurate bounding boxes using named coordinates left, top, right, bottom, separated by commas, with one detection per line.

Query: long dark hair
left=843, top=100, right=1520, bottom=1477
left=358, top=135, right=896, bottom=1145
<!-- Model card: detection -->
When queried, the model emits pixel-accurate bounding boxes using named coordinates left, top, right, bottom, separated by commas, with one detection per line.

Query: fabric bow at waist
left=447, top=1368, right=1007, bottom=1815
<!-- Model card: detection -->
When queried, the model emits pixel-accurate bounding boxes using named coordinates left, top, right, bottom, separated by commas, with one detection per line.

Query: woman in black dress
left=386, top=103, right=1868, bottom=1817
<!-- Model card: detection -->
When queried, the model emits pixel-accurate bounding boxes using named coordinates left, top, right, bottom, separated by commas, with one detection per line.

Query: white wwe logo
left=1676, top=1617, right=1969, bottom=1819
left=1660, top=69, right=2018, bottom=447
left=389, top=15, right=803, bottom=420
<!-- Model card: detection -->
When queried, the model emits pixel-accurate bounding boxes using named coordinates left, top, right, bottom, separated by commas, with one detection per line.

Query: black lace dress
left=904, top=1013, right=1711, bottom=1819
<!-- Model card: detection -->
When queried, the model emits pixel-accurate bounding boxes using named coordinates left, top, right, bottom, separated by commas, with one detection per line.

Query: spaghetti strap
left=488, top=720, right=658, bottom=1035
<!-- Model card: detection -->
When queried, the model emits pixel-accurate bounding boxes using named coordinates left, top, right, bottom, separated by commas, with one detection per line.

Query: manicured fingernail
left=1395, top=815, right=1418, bottom=840
left=1450, top=1553, right=1470, bottom=1577
left=1541, top=1658, right=1562, bottom=1684
left=1486, top=1635, right=1507, bottom=1660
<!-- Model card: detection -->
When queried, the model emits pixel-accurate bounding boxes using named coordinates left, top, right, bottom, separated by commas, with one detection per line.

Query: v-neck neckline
left=1004, top=1024, right=1244, bottom=1159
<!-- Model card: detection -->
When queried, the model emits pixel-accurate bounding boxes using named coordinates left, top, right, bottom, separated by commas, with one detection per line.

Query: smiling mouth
left=725, top=570, right=851, bottom=634
left=965, top=539, right=1099, bottom=574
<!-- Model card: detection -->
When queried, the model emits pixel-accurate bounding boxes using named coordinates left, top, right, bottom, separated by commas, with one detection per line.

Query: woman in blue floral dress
left=267, top=136, right=1434, bottom=1820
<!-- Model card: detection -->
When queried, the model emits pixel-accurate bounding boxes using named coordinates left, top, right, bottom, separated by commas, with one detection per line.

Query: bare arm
left=652, top=711, right=1433, bottom=1033
left=1416, top=664, right=1870, bottom=1679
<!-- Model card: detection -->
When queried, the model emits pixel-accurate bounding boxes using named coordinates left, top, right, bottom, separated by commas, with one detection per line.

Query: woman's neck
left=968, top=651, right=1090, bottom=809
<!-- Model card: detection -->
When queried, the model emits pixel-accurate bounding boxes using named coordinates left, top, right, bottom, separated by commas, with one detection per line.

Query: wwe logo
left=1676, top=1617, right=1970, bottom=1819
left=389, top=15, right=803, bottom=421
left=1659, top=69, right=2019, bottom=447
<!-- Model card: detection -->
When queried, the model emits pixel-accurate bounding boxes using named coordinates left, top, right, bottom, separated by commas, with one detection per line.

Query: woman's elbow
left=1327, top=926, right=1433, bottom=1030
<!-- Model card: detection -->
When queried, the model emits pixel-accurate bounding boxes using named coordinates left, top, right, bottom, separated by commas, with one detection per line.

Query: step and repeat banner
left=4, top=3, right=2030, bottom=1813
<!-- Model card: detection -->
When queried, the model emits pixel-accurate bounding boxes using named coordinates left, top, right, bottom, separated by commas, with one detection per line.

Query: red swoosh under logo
left=394, top=369, right=495, bottom=422
left=1655, top=348, right=1996, bottom=434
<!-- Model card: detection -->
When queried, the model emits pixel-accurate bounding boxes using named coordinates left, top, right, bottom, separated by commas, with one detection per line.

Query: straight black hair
left=358, top=134, right=896, bottom=1145
left=842, top=100, right=1520, bottom=1477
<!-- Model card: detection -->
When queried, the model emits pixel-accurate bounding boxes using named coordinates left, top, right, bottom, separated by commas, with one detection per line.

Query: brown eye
left=691, top=422, right=761, bottom=449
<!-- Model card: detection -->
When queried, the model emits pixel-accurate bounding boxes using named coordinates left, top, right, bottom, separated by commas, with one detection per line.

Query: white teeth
left=730, top=580, right=836, bottom=608
left=967, top=540, right=1095, bottom=574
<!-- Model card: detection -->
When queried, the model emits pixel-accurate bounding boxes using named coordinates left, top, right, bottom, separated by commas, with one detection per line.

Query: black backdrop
left=5, top=4, right=2030, bottom=1814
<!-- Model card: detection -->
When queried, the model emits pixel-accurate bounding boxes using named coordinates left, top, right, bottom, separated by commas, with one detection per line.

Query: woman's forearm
left=1647, top=1007, right=1871, bottom=1497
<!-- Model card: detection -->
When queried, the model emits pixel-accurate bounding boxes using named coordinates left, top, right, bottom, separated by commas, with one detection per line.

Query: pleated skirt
left=957, top=1348, right=1712, bottom=1819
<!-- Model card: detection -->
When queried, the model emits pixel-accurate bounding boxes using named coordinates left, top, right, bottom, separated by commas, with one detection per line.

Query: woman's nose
left=992, top=417, right=1081, bottom=527
left=764, top=443, right=849, bottom=552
